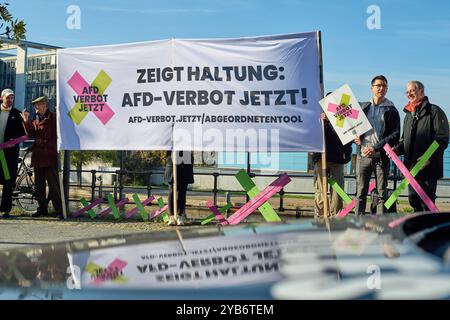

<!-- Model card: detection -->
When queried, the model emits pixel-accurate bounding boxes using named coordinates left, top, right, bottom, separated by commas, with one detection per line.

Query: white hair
left=407, top=80, right=425, bottom=92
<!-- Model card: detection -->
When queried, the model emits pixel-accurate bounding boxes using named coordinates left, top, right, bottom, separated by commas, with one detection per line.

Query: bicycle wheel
left=13, top=170, right=39, bottom=214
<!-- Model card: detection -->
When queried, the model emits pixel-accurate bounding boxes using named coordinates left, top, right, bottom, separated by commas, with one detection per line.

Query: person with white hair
left=394, top=81, right=449, bottom=212
left=0, top=88, right=26, bottom=218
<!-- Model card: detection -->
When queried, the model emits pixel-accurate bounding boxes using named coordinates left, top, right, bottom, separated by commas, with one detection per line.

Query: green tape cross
left=84, top=262, right=101, bottom=275
left=328, top=178, right=352, bottom=204
left=201, top=203, right=232, bottom=225
left=201, top=214, right=216, bottom=225
left=340, top=94, right=351, bottom=106
left=235, top=169, right=281, bottom=222
left=0, top=150, right=10, bottom=180
left=68, top=70, right=112, bottom=125
left=337, top=94, right=351, bottom=127
left=80, top=198, right=97, bottom=219
left=385, top=140, right=440, bottom=209
left=132, top=194, right=148, bottom=221
left=108, top=194, right=121, bottom=220
left=219, top=203, right=233, bottom=213
left=157, top=197, right=169, bottom=222
left=85, top=261, right=127, bottom=284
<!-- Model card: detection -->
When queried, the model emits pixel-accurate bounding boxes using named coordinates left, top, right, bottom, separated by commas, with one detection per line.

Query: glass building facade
left=0, top=52, right=57, bottom=112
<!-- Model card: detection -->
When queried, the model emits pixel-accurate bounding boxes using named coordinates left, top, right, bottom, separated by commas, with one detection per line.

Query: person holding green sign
left=394, top=81, right=449, bottom=212
left=0, top=89, right=26, bottom=219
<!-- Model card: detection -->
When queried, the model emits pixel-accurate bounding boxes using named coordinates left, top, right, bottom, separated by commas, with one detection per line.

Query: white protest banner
left=67, top=232, right=310, bottom=289
left=57, top=32, right=323, bottom=152
left=319, top=84, right=372, bottom=145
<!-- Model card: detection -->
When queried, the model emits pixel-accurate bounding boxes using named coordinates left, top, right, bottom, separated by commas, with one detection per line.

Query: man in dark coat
left=21, top=95, right=63, bottom=219
left=0, top=89, right=26, bottom=218
left=395, top=81, right=449, bottom=212
left=164, top=150, right=194, bottom=226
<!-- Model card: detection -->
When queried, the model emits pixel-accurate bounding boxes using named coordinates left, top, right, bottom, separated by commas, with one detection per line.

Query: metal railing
left=64, top=166, right=450, bottom=215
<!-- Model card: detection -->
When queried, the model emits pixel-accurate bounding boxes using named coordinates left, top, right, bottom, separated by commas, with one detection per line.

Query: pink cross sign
left=384, top=143, right=439, bottom=213
left=149, top=204, right=169, bottom=220
left=226, top=174, right=291, bottom=225
left=206, top=200, right=229, bottom=225
left=67, top=70, right=115, bottom=125
left=336, top=180, right=376, bottom=218
left=72, top=198, right=103, bottom=218
left=319, top=84, right=372, bottom=146
left=89, top=258, right=128, bottom=285
left=327, top=94, right=359, bottom=128
left=125, top=196, right=155, bottom=219
left=99, top=198, right=129, bottom=218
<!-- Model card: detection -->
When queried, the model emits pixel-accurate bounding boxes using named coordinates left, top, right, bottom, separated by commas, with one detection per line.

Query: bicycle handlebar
left=19, top=140, right=35, bottom=152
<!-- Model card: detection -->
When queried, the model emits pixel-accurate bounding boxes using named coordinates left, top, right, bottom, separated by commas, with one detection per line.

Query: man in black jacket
left=354, top=75, right=400, bottom=215
left=395, top=80, right=449, bottom=212
left=164, top=150, right=194, bottom=226
left=0, top=89, right=26, bottom=218
left=313, top=111, right=353, bottom=218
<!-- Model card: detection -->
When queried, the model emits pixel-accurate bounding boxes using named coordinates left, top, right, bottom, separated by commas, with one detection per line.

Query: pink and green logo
left=85, top=258, right=128, bottom=285
left=327, top=93, right=359, bottom=128
left=67, top=70, right=115, bottom=125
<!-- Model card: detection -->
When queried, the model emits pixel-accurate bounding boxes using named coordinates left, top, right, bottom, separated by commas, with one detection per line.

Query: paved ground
left=1, top=186, right=449, bottom=250
left=0, top=216, right=173, bottom=250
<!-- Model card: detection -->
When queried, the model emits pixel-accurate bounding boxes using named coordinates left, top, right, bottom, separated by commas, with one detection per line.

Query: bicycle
left=12, top=143, right=39, bottom=213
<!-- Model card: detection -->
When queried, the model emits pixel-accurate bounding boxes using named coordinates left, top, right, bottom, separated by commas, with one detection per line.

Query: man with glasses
left=354, top=75, right=400, bottom=215
left=394, top=81, right=449, bottom=212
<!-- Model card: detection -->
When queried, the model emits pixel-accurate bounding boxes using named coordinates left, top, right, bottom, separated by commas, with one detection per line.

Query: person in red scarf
left=395, top=81, right=449, bottom=212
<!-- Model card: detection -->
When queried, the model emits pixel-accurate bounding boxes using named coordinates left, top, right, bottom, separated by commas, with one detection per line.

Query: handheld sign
left=319, top=84, right=372, bottom=145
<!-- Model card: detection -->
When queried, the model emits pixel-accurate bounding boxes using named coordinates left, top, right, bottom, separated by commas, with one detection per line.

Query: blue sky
left=10, top=0, right=450, bottom=117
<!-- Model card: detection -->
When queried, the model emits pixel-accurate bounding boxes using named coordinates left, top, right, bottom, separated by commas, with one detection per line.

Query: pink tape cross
left=68, top=71, right=115, bottom=125
left=327, top=103, right=359, bottom=120
left=99, top=198, right=129, bottom=218
left=0, top=135, right=28, bottom=149
left=91, top=258, right=128, bottom=285
left=125, top=196, right=154, bottom=219
left=227, top=174, right=291, bottom=225
left=384, top=143, right=438, bottom=212
left=388, top=212, right=424, bottom=229
left=72, top=198, right=103, bottom=218
left=336, top=180, right=376, bottom=218
left=206, top=200, right=228, bottom=224
left=149, top=204, right=169, bottom=220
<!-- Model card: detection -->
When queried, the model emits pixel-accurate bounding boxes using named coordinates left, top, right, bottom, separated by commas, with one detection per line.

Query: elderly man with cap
left=21, top=95, right=63, bottom=219
left=0, top=88, right=26, bottom=218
